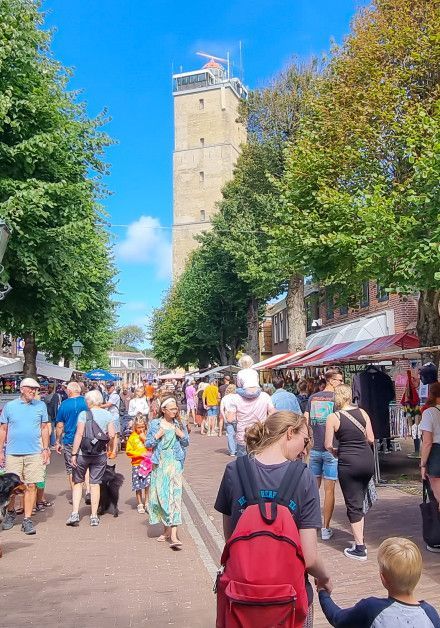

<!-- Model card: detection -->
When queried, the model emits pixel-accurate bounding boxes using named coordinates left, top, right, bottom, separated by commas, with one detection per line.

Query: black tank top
left=335, top=407, right=371, bottom=459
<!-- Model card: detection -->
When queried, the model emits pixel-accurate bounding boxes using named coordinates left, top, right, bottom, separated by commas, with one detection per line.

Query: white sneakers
left=321, top=527, right=334, bottom=541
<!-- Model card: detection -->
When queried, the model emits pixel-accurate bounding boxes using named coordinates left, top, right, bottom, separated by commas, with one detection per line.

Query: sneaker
left=344, top=545, right=367, bottom=561
left=426, top=545, right=440, bottom=553
left=66, top=512, right=80, bottom=527
left=2, top=509, right=16, bottom=530
left=84, top=492, right=91, bottom=505
left=137, top=504, right=145, bottom=514
left=321, top=527, right=334, bottom=541
left=21, top=518, right=36, bottom=535
left=90, top=515, right=100, bottom=526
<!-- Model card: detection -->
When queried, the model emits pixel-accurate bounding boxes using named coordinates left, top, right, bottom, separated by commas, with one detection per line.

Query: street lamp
left=72, top=339, right=84, bottom=370
left=0, top=220, right=12, bottom=300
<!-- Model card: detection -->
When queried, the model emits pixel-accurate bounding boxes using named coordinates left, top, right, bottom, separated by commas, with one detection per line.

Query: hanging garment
left=352, top=367, right=395, bottom=439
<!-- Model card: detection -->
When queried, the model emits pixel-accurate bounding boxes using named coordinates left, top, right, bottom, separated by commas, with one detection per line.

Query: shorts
left=427, top=443, right=440, bottom=477
left=207, top=406, right=219, bottom=416
left=72, top=453, right=107, bottom=485
left=309, top=449, right=338, bottom=481
left=187, top=401, right=196, bottom=411
left=6, top=454, right=45, bottom=484
left=113, top=417, right=121, bottom=433
left=63, top=443, right=74, bottom=475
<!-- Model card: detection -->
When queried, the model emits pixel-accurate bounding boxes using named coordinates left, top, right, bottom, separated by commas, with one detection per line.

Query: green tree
left=112, top=324, right=146, bottom=352
left=151, top=235, right=250, bottom=368
left=213, top=61, right=319, bottom=357
left=0, top=0, right=116, bottom=375
left=271, top=0, right=440, bottom=355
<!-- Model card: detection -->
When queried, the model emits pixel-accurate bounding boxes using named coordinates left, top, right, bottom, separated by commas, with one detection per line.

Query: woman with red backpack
left=214, top=410, right=332, bottom=627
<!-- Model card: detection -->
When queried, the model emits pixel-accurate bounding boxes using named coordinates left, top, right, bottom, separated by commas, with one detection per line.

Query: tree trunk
left=245, top=297, right=260, bottom=362
left=23, top=332, right=38, bottom=379
left=286, top=274, right=306, bottom=352
left=64, top=357, right=70, bottom=367
left=417, top=289, right=440, bottom=366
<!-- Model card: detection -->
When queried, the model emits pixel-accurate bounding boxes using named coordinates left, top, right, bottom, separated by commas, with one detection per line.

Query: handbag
left=420, top=479, right=440, bottom=548
left=338, top=410, right=378, bottom=514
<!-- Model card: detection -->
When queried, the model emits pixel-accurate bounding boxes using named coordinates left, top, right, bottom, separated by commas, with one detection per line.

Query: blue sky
left=43, top=0, right=363, bottom=336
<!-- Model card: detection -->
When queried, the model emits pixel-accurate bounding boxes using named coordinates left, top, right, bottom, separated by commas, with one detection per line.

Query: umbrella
left=84, top=368, right=117, bottom=381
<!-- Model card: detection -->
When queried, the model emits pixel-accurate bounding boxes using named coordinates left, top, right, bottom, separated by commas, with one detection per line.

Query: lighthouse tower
left=172, top=57, right=247, bottom=279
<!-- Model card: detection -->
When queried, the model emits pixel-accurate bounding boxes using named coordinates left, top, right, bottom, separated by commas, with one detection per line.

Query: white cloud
left=116, top=215, right=172, bottom=279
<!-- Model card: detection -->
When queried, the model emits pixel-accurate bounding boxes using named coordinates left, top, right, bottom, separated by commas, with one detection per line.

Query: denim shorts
left=309, top=449, right=338, bottom=481
left=207, top=406, right=219, bottom=416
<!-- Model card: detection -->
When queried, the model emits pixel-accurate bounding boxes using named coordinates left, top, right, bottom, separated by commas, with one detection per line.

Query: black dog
left=0, top=473, right=26, bottom=558
left=98, top=465, right=124, bottom=518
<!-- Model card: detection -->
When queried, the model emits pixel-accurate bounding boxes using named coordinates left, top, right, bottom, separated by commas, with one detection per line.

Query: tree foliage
left=112, top=325, right=146, bottom=352
left=150, top=234, right=250, bottom=368
left=0, top=0, right=116, bottom=374
left=270, top=0, right=440, bottom=347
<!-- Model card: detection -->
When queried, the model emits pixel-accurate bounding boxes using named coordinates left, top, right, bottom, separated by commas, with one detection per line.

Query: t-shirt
left=128, top=396, right=149, bottom=417
left=203, top=384, right=220, bottom=407
left=144, top=384, right=154, bottom=399
left=319, top=591, right=440, bottom=628
left=1, top=397, right=49, bottom=455
left=215, top=457, right=322, bottom=532
left=420, top=407, right=440, bottom=444
left=78, top=408, right=113, bottom=433
left=220, top=393, right=236, bottom=418
left=228, top=392, right=275, bottom=445
left=185, top=385, right=196, bottom=404
left=306, top=391, right=335, bottom=452
left=107, top=391, right=121, bottom=420
left=272, top=389, right=302, bottom=413
left=219, top=383, right=229, bottom=398
left=56, top=396, right=88, bottom=445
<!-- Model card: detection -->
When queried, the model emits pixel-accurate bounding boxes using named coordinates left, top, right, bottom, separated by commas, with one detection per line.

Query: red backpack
left=216, top=456, right=308, bottom=628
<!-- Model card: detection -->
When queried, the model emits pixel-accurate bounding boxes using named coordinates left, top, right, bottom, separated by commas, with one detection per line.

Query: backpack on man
left=80, top=410, right=109, bottom=456
left=216, top=456, right=308, bottom=628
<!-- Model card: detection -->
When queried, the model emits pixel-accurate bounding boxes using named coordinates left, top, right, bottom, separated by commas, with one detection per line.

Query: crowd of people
left=0, top=357, right=439, bottom=626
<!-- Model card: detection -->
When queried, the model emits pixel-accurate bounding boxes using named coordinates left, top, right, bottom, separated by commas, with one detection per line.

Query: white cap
left=20, top=378, right=40, bottom=389
left=237, top=368, right=259, bottom=389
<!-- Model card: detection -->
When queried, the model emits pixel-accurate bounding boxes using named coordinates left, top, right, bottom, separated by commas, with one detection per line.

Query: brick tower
left=172, top=56, right=247, bottom=279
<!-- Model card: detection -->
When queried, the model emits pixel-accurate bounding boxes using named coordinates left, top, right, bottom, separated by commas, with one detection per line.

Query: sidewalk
left=183, top=430, right=440, bottom=627
left=0, top=452, right=215, bottom=628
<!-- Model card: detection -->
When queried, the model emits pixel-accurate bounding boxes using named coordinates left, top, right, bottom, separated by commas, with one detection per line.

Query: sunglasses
left=299, top=431, right=311, bottom=448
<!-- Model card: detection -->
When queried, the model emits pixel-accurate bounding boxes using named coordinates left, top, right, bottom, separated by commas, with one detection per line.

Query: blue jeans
left=225, top=422, right=237, bottom=455
left=236, top=443, right=247, bottom=457
left=309, top=449, right=338, bottom=480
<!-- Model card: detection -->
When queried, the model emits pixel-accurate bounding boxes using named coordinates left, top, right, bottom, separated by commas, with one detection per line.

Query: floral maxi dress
left=148, top=427, right=183, bottom=526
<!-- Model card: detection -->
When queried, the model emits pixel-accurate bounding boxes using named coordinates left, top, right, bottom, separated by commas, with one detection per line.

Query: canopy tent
left=253, top=353, right=290, bottom=370
left=0, top=358, right=73, bottom=380
left=193, top=365, right=240, bottom=380
left=158, top=372, right=185, bottom=380
left=84, top=368, right=117, bottom=381
left=258, top=348, right=319, bottom=371
left=306, top=311, right=394, bottom=349
left=280, top=333, right=419, bottom=368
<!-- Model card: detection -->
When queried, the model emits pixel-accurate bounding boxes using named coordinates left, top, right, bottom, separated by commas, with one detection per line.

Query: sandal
left=157, top=535, right=171, bottom=542
left=40, top=500, right=53, bottom=508
left=170, top=540, right=183, bottom=550
left=35, top=503, right=46, bottom=512
left=15, top=508, right=24, bottom=515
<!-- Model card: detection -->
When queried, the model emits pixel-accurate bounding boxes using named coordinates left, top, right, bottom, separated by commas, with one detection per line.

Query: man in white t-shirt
left=226, top=368, right=275, bottom=456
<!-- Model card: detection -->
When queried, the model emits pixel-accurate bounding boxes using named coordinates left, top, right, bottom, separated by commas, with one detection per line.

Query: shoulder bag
left=338, top=410, right=378, bottom=514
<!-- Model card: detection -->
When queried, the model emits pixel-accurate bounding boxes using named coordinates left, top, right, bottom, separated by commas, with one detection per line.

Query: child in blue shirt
left=319, top=537, right=440, bottom=627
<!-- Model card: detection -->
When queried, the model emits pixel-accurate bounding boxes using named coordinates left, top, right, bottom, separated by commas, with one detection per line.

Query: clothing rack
left=389, top=402, right=410, bottom=438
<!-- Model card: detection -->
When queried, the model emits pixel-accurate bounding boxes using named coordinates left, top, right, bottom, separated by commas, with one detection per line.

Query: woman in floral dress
left=146, top=396, right=189, bottom=549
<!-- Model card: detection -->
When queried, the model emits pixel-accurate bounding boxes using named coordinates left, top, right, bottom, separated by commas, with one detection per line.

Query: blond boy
left=319, top=537, right=440, bottom=627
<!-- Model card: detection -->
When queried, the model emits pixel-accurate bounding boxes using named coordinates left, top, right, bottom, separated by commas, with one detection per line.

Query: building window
left=200, top=210, right=206, bottom=222
left=360, top=281, right=370, bottom=308
left=377, top=282, right=389, bottom=302
left=279, top=311, right=284, bottom=342
left=326, top=290, right=334, bottom=320
left=339, top=305, right=349, bottom=316
left=306, top=294, right=319, bottom=333
left=199, top=98, right=204, bottom=110
left=200, top=137, right=205, bottom=146
left=199, top=171, right=204, bottom=183
left=273, top=314, right=279, bottom=344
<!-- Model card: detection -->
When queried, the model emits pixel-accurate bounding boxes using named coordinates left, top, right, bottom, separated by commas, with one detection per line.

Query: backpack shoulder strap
left=236, top=455, right=259, bottom=505
left=276, top=461, right=307, bottom=508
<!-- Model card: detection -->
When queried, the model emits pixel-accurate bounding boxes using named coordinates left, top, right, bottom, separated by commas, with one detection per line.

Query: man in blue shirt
left=0, top=378, right=50, bottom=535
left=271, top=376, right=302, bottom=413
left=55, top=381, right=88, bottom=498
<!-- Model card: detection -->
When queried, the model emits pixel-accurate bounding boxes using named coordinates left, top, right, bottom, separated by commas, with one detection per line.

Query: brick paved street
left=0, top=431, right=439, bottom=627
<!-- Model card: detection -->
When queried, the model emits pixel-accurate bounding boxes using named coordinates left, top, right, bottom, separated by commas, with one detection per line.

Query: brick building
left=268, top=281, right=418, bottom=356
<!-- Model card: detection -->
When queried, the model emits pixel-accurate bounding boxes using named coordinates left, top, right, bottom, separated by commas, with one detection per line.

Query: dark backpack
left=216, top=456, right=308, bottom=628
left=80, top=410, right=110, bottom=456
